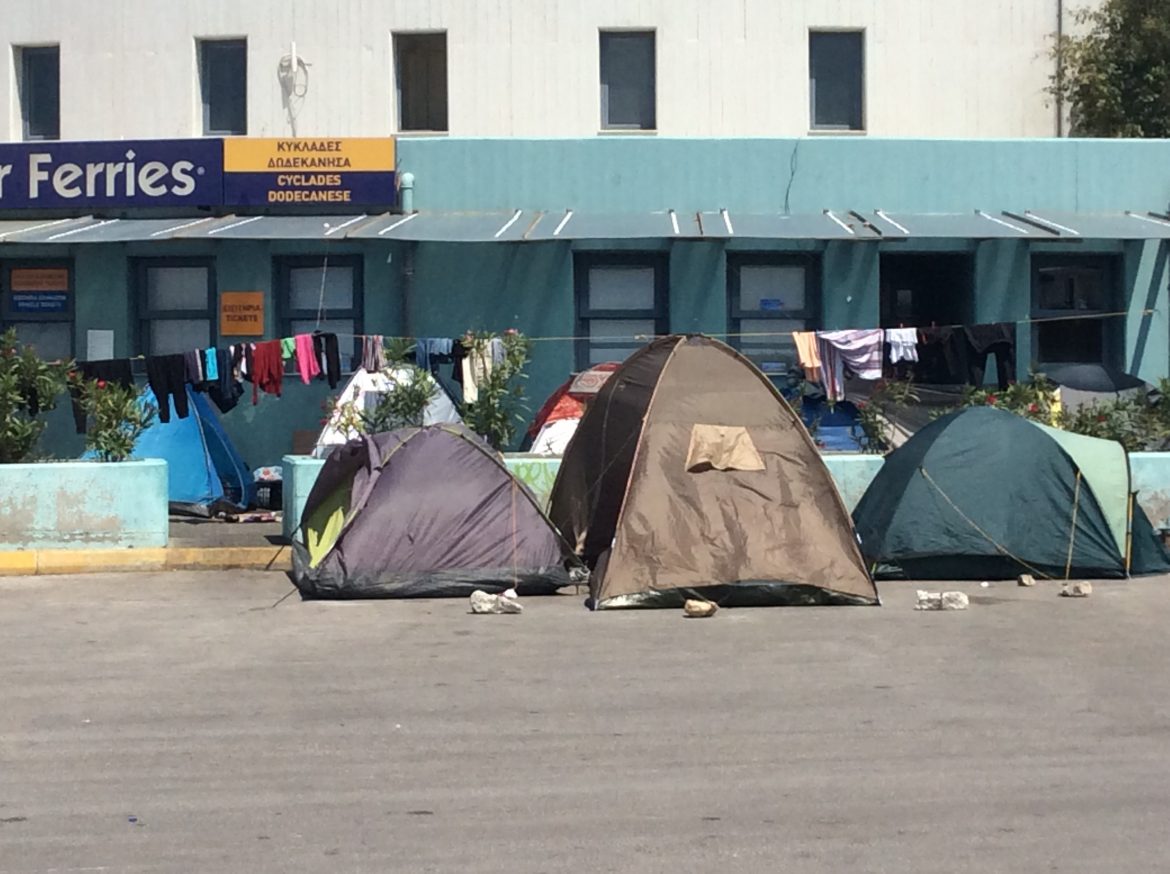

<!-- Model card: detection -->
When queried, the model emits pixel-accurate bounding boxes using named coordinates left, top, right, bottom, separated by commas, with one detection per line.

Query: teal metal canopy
left=2, top=210, right=1169, bottom=244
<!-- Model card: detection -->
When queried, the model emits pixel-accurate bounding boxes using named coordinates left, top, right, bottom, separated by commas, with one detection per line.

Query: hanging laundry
left=489, top=337, right=505, bottom=366
left=146, top=353, right=190, bottom=423
left=460, top=337, right=493, bottom=405
left=252, top=340, right=285, bottom=404
left=792, top=331, right=823, bottom=382
left=207, top=347, right=243, bottom=414
left=917, top=326, right=968, bottom=384
left=451, top=341, right=467, bottom=390
left=69, top=359, right=136, bottom=434
left=280, top=337, right=296, bottom=361
left=203, top=347, right=219, bottom=382
left=817, top=330, right=884, bottom=379
left=885, top=327, right=920, bottom=364
left=415, top=337, right=453, bottom=375
left=184, top=349, right=204, bottom=386
left=312, top=332, right=341, bottom=389
left=294, top=334, right=321, bottom=385
left=362, top=335, right=385, bottom=372
left=964, top=323, right=1016, bottom=390
left=236, top=343, right=255, bottom=383
left=816, top=329, right=884, bottom=403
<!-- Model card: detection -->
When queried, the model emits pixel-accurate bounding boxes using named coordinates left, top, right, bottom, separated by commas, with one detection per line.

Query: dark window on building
left=17, top=46, right=60, bottom=141
left=0, top=262, right=73, bottom=360
left=395, top=33, right=448, bottom=132
left=277, top=256, right=363, bottom=372
left=728, top=255, right=820, bottom=377
left=809, top=31, right=864, bottom=131
left=1032, top=256, right=1120, bottom=366
left=135, top=260, right=216, bottom=356
left=575, top=253, right=668, bottom=370
left=600, top=31, right=656, bottom=131
left=199, top=39, right=247, bottom=135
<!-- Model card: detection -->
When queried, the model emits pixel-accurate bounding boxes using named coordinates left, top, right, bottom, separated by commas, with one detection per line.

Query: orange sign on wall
left=219, top=292, right=265, bottom=336
left=10, top=267, right=70, bottom=292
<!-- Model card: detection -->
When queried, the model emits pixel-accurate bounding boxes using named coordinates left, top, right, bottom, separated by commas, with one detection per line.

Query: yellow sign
left=11, top=267, right=70, bottom=292
left=220, top=292, right=265, bottom=337
left=223, top=138, right=396, bottom=173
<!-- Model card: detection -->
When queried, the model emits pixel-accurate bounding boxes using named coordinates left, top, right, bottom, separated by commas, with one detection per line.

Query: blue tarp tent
left=86, top=386, right=255, bottom=516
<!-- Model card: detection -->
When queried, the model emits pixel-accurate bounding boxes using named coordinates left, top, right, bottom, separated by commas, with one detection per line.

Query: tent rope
left=1064, top=472, right=1082, bottom=580
left=918, top=466, right=1054, bottom=580
left=510, top=478, right=519, bottom=587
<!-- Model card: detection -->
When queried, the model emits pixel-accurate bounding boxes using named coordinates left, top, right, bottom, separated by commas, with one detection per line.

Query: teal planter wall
left=0, top=459, right=168, bottom=550
left=281, top=452, right=885, bottom=542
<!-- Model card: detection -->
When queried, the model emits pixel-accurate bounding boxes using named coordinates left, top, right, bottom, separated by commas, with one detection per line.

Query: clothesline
left=64, top=308, right=1153, bottom=368
left=322, top=307, right=1152, bottom=344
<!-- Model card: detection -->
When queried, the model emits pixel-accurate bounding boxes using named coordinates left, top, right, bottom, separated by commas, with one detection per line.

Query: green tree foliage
left=0, top=328, right=73, bottom=464
left=70, top=376, right=156, bottom=462
left=1050, top=0, right=1170, bottom=137
left=459, top=330, right=533, bottom=451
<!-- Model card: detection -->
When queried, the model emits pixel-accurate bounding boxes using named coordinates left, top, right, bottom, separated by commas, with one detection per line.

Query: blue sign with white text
left=0, top=139, right=224, bottom=210
left=11, top=292, right=69, bottom=313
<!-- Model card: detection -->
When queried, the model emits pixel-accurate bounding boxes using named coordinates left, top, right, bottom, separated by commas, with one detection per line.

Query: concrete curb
left=0, top=546, right=289, bottom=576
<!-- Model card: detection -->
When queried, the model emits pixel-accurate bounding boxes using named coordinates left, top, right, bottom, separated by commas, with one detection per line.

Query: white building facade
left=2, top=0, right=1081, bottom=142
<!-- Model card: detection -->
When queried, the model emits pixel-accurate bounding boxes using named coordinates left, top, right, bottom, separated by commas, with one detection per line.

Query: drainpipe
left=399, top=171, right=415, bottom=214
left=397, top=172, right=416, bottom=335
left=1055, top=0, right=1065, bottom=137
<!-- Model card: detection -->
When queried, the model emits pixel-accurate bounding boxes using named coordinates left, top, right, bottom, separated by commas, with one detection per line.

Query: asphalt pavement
left=3, top=572, right=1170, bottom=873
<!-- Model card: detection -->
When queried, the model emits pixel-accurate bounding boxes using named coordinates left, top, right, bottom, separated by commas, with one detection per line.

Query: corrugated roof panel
left=1012, top=211, right=1170, bottom=240
left=867, top=210, right=1052, bottom=239
left=0, top=217, right=98, bottom=242
left=351, top=211, right=535, bottom=242
left=523, top=210, right=687, bottom=240
left=176, top=214, right=376, bottom=239
left=718, top=211, right=877, bottom=240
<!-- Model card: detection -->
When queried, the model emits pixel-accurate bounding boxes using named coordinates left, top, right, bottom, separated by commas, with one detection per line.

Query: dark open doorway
left=879, top=253, right=974, bottom=329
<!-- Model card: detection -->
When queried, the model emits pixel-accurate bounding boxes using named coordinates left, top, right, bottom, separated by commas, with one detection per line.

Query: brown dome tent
left=548, top=335, right=877, bottom=609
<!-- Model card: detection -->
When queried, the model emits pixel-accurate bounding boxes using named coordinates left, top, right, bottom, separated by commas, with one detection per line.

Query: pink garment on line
left=294, top=333, right=321, bottom=385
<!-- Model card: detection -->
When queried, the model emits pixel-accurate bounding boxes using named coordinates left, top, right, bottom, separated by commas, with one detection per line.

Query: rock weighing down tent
left=313, top=366, right=461, bottom=458
left=292, top=424, right=577, bottom=599
left=99, top=386, right=255, bottom=516
left=852, top=406, right=1170, bottom=580
left=548, top=335, right=878, bottom=609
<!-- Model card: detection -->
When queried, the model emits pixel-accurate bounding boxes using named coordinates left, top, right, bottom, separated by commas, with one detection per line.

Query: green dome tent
left=853, top=407, right=1170, bottom=580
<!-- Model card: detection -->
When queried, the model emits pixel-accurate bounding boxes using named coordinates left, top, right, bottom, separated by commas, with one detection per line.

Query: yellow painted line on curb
left=37, top=548, right=168, bottom=575
left=0, top=546, right=289, bottom=576
left=0, top=552, right=37, bottom=576
left=166, top=547, right=289, bottom=571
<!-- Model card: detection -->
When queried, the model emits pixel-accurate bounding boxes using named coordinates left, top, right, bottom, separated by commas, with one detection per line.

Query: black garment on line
left=312, top=332, right=341, bottom=389
left=146, top=354, right=190, bottom=423
left=207, top=347, right=243, bottom=414
left=451, top=341, right=467, bottom=387
left=70, top=359, right=136, bottom=434
left=964, top=323, right=1016, bottom=391
left=916, top=326, right=967, bottom=385
left=184, top=349, right=205, bottom=387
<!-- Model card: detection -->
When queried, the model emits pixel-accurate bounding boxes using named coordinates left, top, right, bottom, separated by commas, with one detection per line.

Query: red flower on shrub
left=1097, top=414, right=1107, bottom=423
left=1028, top=403, right=1038, bottom=413
left=96, top=380, right=107, bottom=389
left=986, top=394, right=998, bottom=405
